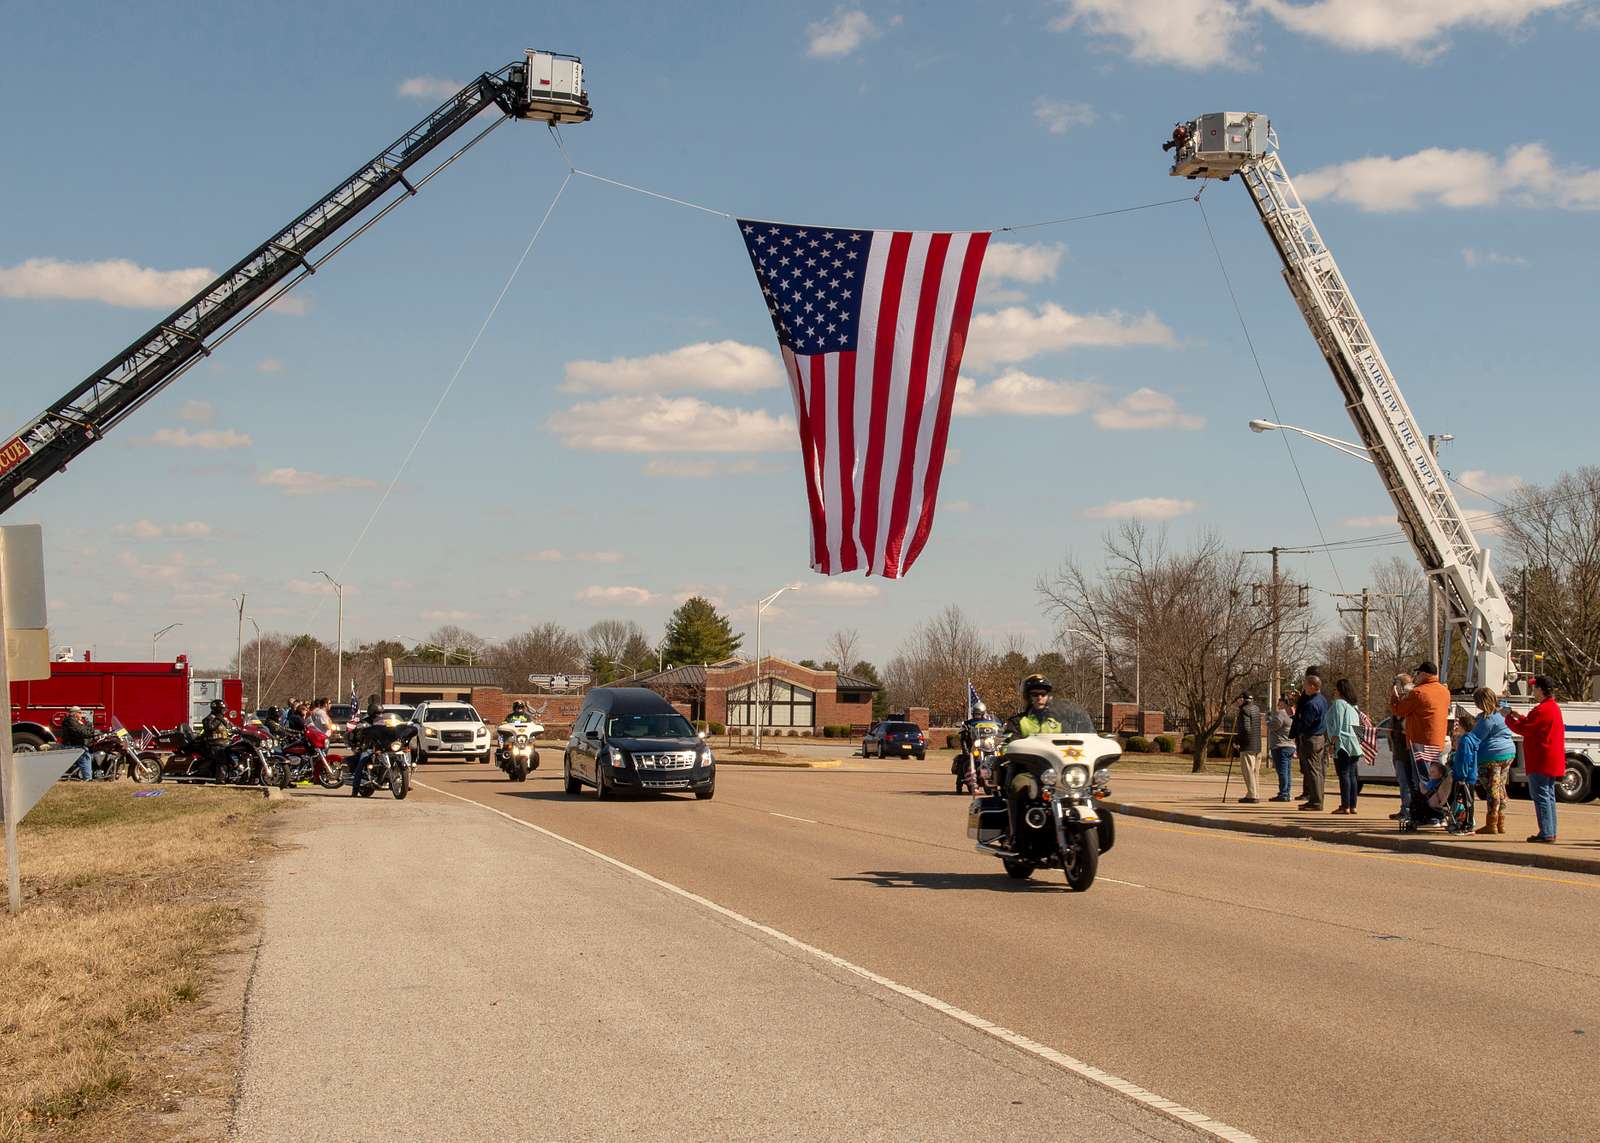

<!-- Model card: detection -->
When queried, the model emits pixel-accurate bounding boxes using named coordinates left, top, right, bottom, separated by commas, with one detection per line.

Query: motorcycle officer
left=59, top=706, right=96, bottom=780
left=505, top=701, right=533, bottom=726
left=997, top=675, right=1094, bottom=846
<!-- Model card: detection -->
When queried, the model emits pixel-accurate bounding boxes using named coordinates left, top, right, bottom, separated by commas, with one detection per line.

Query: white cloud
left=1033, top=97, right=1097, bottom=135
left=397, top=76, right=461, bottom=100
left=0, top=258, right=212, bottom=309
left=980, top=242, right=1066, bottom=284
left=1455, top=469, right=1524, bottom=498
left=178, top=399, right=213, bottom=424
left=1092, top=387, right=1205, bottom=430
left=546, top=396, right=795, bottom=453
left=270, top=296, right=309, bottom=317
left=562, top=340, right=783, bottom=394
left=1054, top=0, right=1566, bottom=65
left=138, top=427, right=252, bottom=449
left=526, top=549, right=565, bottom=562
left=1253, top=0, right=1569, bottom=59
left=113, top=519, right=212, bottom=539
left=1462, top=247, right=1530, bottom=267
left=1342, top=514, right=1397, bottom=528
left=803, top=581, right=882, bottom=603
left=257, top=467, right=380, bottom=496
left=110, top=591, right=132, bottom=605
left=964, top=304, right=1176, bottom=370
left=945, top=499, right=974, bottom=513
left=807, top=9, right=879, bottom=57
left=953, top=371, right=1105, bottom=417
left=577, top=550, right=623, bottom=563
left=1085, top=497, right=1199, bottom=520
left=421, top=609, right=477, bottom=622
left=1053, top=0, right=1251, bottom=67
left=1296, top=143, right=1600, bottom=212
left=577, top=585, right=657, bottom=606
left=257, top=358, right=284, bottom=373
left=643, top=458, right=783, bottom=479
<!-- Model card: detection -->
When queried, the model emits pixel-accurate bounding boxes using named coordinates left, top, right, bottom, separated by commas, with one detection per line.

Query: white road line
left=417, top=780, right=1256, bottom=1143
left=769, top=811, right=818, bottom=824
left=1099, top=877, right=1148, bottom=888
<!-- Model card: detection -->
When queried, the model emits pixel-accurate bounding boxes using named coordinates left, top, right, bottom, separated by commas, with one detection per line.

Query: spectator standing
left=1323, top=678, right=1363, bottom=814
left=1392, top=661, right=1450, bottom=823
left=1290, top=673, right=1329, bottom=810
left=308, top=697, right=333, bottom=737
left=1388, top=672, right=1414, bottom=821
left=1505, top=676, right=1565, bottom=844
left=1268, top=694, right=1296, bottom=802
left=1446, top=710, right=1481, bottom=833
left=1234, top=692, right=1264, bottom=803
left=1469, top=687, right=1516, bottom=836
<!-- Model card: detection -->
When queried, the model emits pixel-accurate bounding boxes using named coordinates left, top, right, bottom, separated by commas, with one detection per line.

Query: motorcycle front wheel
left=1096, top=806, right=1116, bottom=855
left=316, top=759, right=346, bottom=790
left=131, top=752, right=163, bottom=783
left=1063, top=828, right=1099, bottom=892
left=390, top=766, right=409, bottom=799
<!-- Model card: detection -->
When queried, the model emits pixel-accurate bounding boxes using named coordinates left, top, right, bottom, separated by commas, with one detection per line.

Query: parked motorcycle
left=147, top=723, right=280, bottom=789
left=495, top=717, right=542, bottom=782
left=350, top=718, right=416, bottom=799
left=275, top=726, right=346, bottom=789
left=59, top=720, right=163, bottom=783
left=951, top=718, right=1001, bottom=795
left=968, top=732, right=1121, bottom=891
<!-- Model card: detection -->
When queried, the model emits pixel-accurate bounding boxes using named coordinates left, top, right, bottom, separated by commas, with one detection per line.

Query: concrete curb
left=1105, top=799, right=1600, bottom=877
left=718, top=758, right=845, bottom=769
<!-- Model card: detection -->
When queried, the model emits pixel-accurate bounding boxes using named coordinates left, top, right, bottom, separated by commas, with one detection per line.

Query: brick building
left=617, top=657, right=879, bottom=733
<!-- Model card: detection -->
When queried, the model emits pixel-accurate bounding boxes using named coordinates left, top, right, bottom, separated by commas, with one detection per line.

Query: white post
left=0, top=531, right=18, bottom=914
left=1100, top=642, right=1107, bottom=732
left=334, top=582, right=343, bottom=706
left=754, top=602, right=763, bottom=750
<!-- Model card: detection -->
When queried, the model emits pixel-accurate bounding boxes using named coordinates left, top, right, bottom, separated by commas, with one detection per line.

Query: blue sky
left=2, top=1, right=1594, bottom=673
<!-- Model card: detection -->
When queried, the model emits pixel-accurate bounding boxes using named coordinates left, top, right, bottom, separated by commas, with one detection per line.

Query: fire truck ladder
left=1171, top=115, right=1515, bottom=690
left=0, top=61, right=541, bottom=512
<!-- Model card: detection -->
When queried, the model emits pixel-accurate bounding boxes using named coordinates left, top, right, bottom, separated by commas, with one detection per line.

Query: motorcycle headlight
left=1042, top=767, right=1057, bottom=787
left=388, top=740, right=404, bottom=752
left=1058, top=764, right=1091, bottom=791
left=515, top=734, right=528, bottom=746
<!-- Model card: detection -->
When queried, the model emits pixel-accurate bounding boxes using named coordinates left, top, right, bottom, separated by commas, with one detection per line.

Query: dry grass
left=0, top=783, right=289, bottom=1141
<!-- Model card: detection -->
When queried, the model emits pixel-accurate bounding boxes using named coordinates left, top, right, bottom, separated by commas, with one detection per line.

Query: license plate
left=1076, top=804, right=1100, bottom=823
left=449, top=744, right=467, bottom=751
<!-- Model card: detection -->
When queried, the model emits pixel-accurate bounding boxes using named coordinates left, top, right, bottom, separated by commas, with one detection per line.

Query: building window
left=726, top=679, right=815, bottom=729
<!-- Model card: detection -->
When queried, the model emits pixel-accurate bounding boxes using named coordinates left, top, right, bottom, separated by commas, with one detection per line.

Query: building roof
left=835, top=670, right=880, bottom=693
left=615, top=659, right=879, bottom=693
left=392, top=663, right=505, bottom=688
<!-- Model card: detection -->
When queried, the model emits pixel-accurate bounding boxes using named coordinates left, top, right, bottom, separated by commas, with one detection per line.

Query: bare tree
left=884, top=605, right=990, bottom=724
left=1366, top=555, right=1429, bottom=684
left=495, top=623, right=584, bottom=689
left=422, top=625, right=490, bottom=664
left=230, top=632, right=334, bottom=709
left=1501, top=466, right=1600, bottom=695
left=584, top=619, right=655, bottom=682
left=825, top=628, right=861, bottom=674
left=1039, top=522, right=1275, bottom=771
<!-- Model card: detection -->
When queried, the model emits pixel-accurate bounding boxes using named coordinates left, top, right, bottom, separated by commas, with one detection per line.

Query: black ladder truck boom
left=0, top=50, right=591, bottom=513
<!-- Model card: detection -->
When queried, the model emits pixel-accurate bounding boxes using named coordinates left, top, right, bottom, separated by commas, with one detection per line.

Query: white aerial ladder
left=1164, top=113, right=1515, bottom=694
left=1165, top=113, right=1600, bottom=801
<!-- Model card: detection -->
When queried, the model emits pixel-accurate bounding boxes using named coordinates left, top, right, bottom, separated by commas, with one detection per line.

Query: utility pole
left=1245, top=547, right=1312, bottom=709
left=233, top=594, right=246, bottom=679
left=314, top=570, right=344, bottom=706
left=1334, top=588, right=1402, bottom=706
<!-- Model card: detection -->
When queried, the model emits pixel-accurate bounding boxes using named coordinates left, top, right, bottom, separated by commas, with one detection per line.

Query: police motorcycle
left=349, top=711, right=417, bottom=799
left=967, top=679, right=1120, bottom=891
left=495, top=702, right=543, bottom=782
left=952, top=714, right=1002, bottom=795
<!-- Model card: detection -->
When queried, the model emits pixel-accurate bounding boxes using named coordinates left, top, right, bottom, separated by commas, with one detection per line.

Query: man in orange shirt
left=1392, top=661, right=1449, bottom=822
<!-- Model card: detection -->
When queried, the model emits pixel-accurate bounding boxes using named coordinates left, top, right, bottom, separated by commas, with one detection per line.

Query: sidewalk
left=230, top=792, right=1204, bottom=1143
left=1104, top=769, right=1600, bottom=876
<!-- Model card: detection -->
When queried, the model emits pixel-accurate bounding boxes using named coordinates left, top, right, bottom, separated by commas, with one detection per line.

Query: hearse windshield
left=608, top=713, right=697, bottom=740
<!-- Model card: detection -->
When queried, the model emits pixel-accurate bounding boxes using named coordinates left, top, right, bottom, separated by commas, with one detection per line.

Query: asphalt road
left=405, top=755, right=1600, bottom=1142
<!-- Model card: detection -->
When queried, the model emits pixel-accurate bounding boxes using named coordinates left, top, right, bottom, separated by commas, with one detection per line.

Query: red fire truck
left=8, top=655, right=242, bottom=750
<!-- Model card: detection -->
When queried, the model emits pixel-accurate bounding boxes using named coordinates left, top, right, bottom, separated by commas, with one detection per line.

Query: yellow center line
left=1124, top=816, right=1600, bottom=889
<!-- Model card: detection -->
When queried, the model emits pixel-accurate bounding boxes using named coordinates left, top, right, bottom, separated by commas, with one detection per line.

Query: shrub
left=693, top=719, right=708, bottom=731
left=1208, top=737, right=1230, bottom=758
left=945, top=733, right=960, bottom=749
left=821, top=725, right=835, bottom=738
left=1181, top=735, right=1195, bottom=755
left=1154, top=735, right=1176, bottom=753
left=832, top=724, right=852, bottom=738
left=708, top=721, right=725, bottom=735
left=1127, top=735, right=1152, bottom=753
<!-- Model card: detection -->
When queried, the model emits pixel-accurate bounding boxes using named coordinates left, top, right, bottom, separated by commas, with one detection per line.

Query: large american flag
left=737, top=219, right=989, bottom=578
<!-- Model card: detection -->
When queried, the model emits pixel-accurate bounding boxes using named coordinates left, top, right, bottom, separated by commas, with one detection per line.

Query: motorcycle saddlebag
left=966, top=795, right=1007, bottom=843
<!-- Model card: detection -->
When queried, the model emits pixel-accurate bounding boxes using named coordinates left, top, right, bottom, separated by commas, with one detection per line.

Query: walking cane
left=1221, top=714, right=1238, bottom=805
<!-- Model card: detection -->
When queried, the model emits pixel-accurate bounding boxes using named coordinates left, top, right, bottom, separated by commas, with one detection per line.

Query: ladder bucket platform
left=517, top=49, right=592, bottom=124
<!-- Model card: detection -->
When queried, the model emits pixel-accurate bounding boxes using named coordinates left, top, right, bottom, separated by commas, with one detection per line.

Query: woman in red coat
left=1504, top=676, right=1565, bottom=843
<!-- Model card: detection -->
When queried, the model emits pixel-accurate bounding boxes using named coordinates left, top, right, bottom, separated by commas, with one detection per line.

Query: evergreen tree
left=662, top=596, right=741, bottom=666
left=849, top=660, right=889, bottom=720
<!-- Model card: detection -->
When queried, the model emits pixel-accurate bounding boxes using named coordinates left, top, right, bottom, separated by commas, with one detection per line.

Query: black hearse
left=563, top=687, right=715, bottom=800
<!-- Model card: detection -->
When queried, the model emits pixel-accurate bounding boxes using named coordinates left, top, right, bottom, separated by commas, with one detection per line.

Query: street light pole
left=247, top=617, right=262, bottom=708
left=151, top=621, right=182, bottom=661
left=232, top=594, right=246, bottom=678
left=1248, top=419, right=1373, bottom=463
left=314, top=570, right=344, bottom=705
left=754, top=584, right=802, bottom=749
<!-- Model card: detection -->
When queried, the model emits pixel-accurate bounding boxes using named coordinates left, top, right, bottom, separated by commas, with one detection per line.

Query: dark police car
left=563, top=687, right=715, bottom=800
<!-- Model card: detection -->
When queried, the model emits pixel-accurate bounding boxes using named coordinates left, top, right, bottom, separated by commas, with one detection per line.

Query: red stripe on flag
left=835, top=351, right=860, bottom=572
left=903, top=232, right=988, bottom=571
left=785, top=352, right=828, bottom=573
left=881, top=232, right=951, bottom=578
left=857, top=233, right=911, bottom=576
left=807, top=355, right=831, bottom=573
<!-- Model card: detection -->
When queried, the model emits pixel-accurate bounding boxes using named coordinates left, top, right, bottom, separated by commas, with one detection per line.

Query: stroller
left=1402, top=740, right=1476, bottom=834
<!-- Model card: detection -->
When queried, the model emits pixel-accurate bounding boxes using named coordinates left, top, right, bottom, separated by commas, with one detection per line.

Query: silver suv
left=412, top=701, right=491, bottom=763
